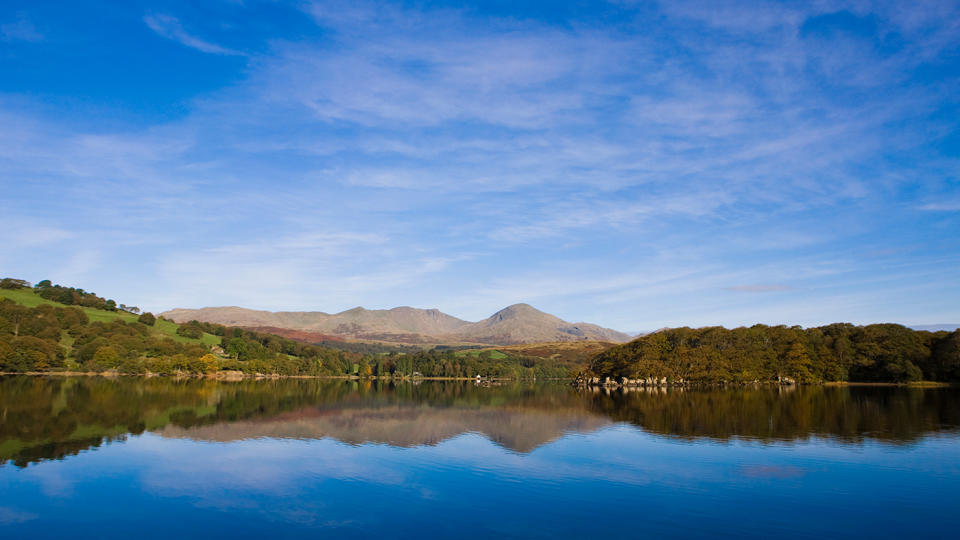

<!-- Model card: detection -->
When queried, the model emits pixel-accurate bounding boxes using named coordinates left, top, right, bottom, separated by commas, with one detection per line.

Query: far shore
left=822, top=380, right=952, bottom=388
left=0, top=371, right=953, bottom=387
left=0, top=371, right=524, bottom=382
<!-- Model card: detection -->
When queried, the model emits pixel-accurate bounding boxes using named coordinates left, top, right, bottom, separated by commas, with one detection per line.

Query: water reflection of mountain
left=2, top=376, right=959, bottom=467
left=160, top=405, right=610, bottom=452
left=0, top=377, right=610, bottom=465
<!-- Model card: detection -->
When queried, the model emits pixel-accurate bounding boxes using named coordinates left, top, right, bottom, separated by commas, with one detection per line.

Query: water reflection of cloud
left=140, top=424, right=736, bottom=505
left=22, top=465, right=76, bottom=499
left=127, top=436, right=401, bottom=527
left=740, top=465, right=806, bottom=479
left=148, top=427, right=674, bottom=502
left=131, top=435, right=410, bottom=495
left=4, top=417, right=959, bottom=538
left=53, top=423, right=960, bottom=533
left=0, top=506, right=38, bottom=524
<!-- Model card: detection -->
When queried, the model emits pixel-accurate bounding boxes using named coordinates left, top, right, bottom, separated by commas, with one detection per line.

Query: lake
left=1, top=376, right=958, bottom=538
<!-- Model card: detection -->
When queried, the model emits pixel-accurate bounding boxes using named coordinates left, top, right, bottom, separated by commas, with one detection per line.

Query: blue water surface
left=1, top=379, right=958, bottom=538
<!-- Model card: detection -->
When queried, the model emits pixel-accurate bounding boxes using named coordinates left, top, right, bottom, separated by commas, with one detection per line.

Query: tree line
left=176, top=319, right=574, bottom=378
left=589, top=324, right=960, bottom=384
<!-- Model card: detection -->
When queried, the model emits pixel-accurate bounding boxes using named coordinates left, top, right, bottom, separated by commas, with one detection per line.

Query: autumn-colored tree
left=785, top=342, right=816, bottom=382
left=197, top=353, right=220, bottom=374
left=93, top=345, right=121, bottom=369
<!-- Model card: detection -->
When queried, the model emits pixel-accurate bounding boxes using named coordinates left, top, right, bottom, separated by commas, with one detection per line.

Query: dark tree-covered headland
left=589, top=324, right=960, bottom=384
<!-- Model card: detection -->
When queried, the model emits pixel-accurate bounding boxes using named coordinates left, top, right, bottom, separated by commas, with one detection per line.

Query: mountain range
left=160, top=404, right=611, bottom=453
left=161, top=303, right=632, bottom=346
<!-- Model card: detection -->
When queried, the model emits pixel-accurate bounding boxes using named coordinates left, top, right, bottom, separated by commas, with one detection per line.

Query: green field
left=454, top=349, right=508, bottom=359
left=0, top=288, right=219, bottom=346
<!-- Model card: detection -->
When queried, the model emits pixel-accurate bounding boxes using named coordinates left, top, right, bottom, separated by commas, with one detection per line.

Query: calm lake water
left=1, top=377, right=959, bottom=538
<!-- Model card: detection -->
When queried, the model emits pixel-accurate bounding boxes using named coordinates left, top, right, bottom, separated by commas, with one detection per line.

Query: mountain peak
left=493, top=303, right=546, bottom=318
left=503, top=302, right=537, bottom=311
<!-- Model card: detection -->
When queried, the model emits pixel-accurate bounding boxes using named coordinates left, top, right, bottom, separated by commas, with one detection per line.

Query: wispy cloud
left=0, top=218, right=76, bottom=249
left=144, top=13, right=244, bottom=56
left=724, top=285, right=795, bottom=293
left=918, top=202, right=960, bottom=212
left=0, top=14, right=42, bottom=42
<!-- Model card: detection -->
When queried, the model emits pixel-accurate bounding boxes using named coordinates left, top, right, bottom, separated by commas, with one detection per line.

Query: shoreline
left=0, top=372, right=953, bottom=387
left=0, top=371, right=525, bottom=382
left=822, top=381, right=952, bottom=388
left=575, top=375, right=954, bottom=389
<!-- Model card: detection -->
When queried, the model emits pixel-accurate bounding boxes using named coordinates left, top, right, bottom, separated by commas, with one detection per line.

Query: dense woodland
left=590, top=324, right=960, bottom=383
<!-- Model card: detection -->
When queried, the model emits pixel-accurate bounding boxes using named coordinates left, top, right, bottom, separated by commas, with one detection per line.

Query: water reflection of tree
left=586, top=386, right=960, bottom=443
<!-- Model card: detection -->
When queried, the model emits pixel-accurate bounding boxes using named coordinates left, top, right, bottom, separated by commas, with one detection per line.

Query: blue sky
left=1, top=0, right=958, bottom=331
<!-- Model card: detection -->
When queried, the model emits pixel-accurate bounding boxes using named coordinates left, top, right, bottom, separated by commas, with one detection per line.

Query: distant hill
left=449, top=303, right=630, bottom=344
left=484, top=341, right=620, bottom=364
left=910, top=324, right=960, bottom=332
left=162, top=303, right=631, bottom=346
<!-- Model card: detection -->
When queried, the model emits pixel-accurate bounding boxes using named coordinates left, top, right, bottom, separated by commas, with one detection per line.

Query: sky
left=1, top=0, right=959, bottom=332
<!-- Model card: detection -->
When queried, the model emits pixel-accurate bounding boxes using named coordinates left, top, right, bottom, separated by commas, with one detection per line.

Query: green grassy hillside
left=455, top=348, right=508, bottom=359
left=0, top=288, right=219, bottom=346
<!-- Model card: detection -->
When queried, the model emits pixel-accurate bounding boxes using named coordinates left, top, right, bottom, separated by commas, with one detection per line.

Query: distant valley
left=161, top=303, right=632, bottom=346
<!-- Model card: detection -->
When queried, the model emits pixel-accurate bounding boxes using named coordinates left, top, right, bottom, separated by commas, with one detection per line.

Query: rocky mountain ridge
left=161, top=303, right=631, bottom=346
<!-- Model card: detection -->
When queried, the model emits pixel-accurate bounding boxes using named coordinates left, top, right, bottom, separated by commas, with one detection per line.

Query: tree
left=56, top=289, right=74, bottom=305
left=0, top=278, right=30, bottom=289
left=119, top=356, right=145, bottom=374
left=176, top=325, right=202, bottom=339
left=0, top=340, right=15, bottom=370
left=93, top=345, right=121, bottom=369
left=0, top=301, right=29, bottom=336
left=785, top=342, right=816, bottom=382
left=930, top=331, right=960, bottom=381
left=883, top=357, right=923, bottom=382
left=138, top=312, right=157, bottom=326
left=224, top=337, right=248, bottom=359
left=104, top=299, right=117, bottom=311
left=195, top=353, right=220, bottom=374
left=359, top=360, right=373, bottom=377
